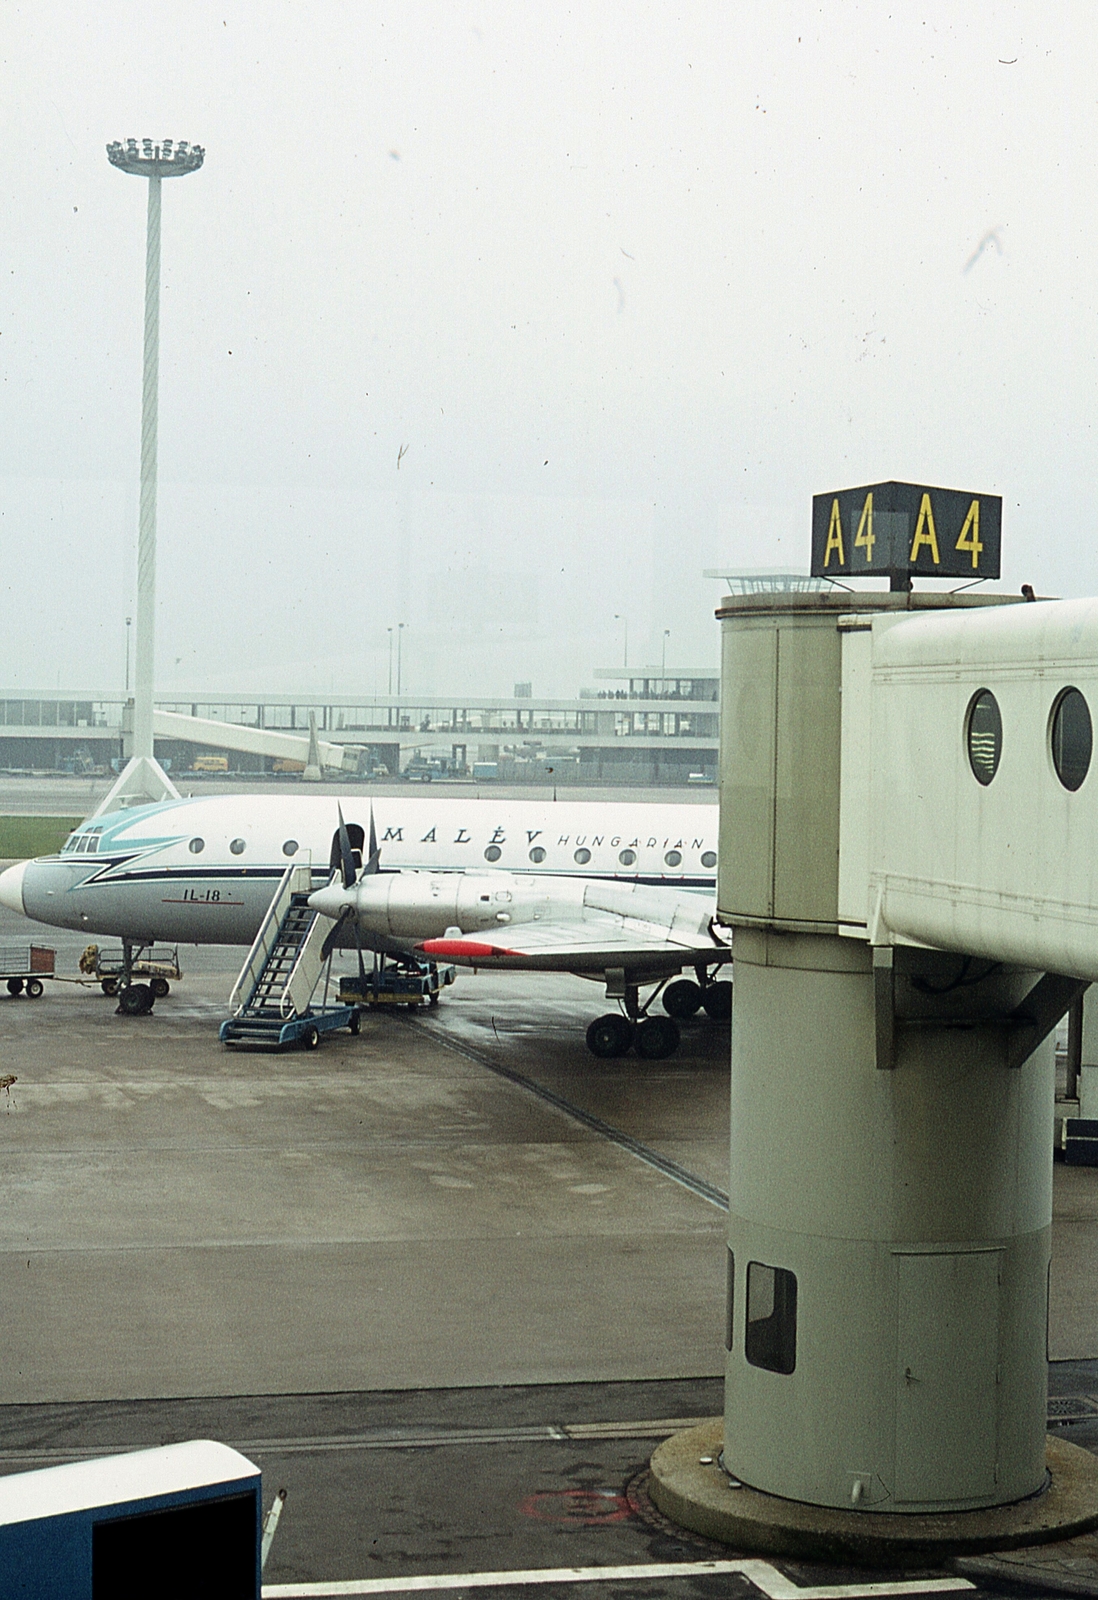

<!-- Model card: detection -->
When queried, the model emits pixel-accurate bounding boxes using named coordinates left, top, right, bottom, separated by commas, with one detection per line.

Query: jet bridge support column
left=726, top=923, right=1052, bottom=1512
left=651, top=591, right=1098, bottom=1554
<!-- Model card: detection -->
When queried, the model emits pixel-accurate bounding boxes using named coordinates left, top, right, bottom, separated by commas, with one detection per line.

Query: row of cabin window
left=967, top=685, right=1093, bottom=791
left=726, top=1251, right=798, bottom=1376
left=184, top=837, right=718, bottom=869
left=507, top=845, right=716, bottom=868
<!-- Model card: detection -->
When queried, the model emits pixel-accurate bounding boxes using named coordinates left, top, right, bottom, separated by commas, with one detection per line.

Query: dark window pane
left=93, top=1490, right=257, bottom=1599
left=966, top=689, right=1002, bottom=785
left=725, top=1248, right=735, bottom=1352
left=746, top=1261, right=797, bottom=1374
left=1052, top=688, right=1092, bottom=792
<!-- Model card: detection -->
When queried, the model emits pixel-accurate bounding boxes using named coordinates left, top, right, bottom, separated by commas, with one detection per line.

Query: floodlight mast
left=102, top=139, right=204, bottom=806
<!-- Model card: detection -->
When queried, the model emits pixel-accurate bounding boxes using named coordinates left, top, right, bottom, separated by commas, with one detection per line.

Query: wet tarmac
left=1, top=905, right=1098, bottom=1596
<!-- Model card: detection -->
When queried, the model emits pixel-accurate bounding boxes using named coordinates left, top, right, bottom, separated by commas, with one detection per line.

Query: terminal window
left=966, top=689, right=1002, bottom=786
left=746, top=1261, right=797, bottom=1375
left=1051, top=687, right=1092, bottom=792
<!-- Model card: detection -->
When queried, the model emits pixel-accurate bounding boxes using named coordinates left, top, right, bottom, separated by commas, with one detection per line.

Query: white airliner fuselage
left=0, top=794, right=719, bottom=947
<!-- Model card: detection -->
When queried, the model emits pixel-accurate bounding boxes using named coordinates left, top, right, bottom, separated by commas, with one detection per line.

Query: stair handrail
left=229, top=857, right=313, bottom=1015
left=280, top=900, right=334, bottom=1019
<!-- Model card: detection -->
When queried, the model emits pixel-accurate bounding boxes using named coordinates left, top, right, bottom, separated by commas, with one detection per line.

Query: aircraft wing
left=417, top=881, right=729, bottom=975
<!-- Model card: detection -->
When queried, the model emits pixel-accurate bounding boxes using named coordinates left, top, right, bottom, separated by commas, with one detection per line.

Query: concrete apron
left=649, top=1419, right=1098, bottom=1565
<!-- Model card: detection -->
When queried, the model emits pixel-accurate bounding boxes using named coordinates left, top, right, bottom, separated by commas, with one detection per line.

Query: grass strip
left=0, top=816, right=82, bottom=859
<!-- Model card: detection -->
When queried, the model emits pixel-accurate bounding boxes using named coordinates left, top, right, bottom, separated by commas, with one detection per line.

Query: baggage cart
left=79, top=943, right=182, bottom=998
left=0, top=944, right=55, bottom=998
left=338, top=957, right=455, bottom=1009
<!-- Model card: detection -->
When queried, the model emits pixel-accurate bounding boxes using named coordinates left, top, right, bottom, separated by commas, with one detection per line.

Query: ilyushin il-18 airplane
left=0, top=793, right=731, bottom=1058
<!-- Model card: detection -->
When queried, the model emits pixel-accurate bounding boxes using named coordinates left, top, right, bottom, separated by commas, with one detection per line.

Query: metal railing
left=229, top=857, right=312, bottom=1015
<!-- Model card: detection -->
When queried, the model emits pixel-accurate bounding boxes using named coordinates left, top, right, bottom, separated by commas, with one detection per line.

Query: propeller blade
left=321, top=903, right=355, bottom=961
left=362, top=802, right=381, bottom=876
left=336, top=803, right=357, bottom=889
left=354, top=913, right=368, bottom=987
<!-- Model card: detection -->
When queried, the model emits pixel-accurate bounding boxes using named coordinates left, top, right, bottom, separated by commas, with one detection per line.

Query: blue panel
left=0, top=1475, right=260, bottom=1600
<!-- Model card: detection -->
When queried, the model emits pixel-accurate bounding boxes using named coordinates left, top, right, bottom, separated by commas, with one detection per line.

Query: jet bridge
left=654, top=582, right=1098, bottom=1546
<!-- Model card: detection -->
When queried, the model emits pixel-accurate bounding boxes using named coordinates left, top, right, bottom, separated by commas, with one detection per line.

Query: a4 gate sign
left=810, top=480, right=1002, bottom=582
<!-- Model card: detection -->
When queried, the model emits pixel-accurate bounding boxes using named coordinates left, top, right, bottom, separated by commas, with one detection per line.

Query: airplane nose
left=308, top=883, right=354, bottom=920
left=0, top=860, right=28, bottom=915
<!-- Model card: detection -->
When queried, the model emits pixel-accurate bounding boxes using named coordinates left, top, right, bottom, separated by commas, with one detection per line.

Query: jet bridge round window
left=1051, top=688, right=1093, bottom=792
left=528, top=846, right=546, bottom=863
left=484, top=845, right=502, bottom=862
left=188, top=837, right=204, bottom=854
left=229, top=837, right=246, bottom=855
left=965, top=689, right=1002, bottom=786
left=618, top=848, right=637, bottom=866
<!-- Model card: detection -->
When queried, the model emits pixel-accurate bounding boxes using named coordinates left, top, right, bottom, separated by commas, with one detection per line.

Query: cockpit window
left=63, top=832, right=99, bottom=854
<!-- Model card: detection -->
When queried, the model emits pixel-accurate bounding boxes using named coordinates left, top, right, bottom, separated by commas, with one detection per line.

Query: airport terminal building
left=0, top=665, right=719, bottom=787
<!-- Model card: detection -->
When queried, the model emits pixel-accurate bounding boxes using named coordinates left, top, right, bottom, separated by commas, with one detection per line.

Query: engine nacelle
left=347, top=871, right=565, bottom=940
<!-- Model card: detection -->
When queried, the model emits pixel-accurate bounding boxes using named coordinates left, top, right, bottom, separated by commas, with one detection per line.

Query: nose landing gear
left=115, top=939, right=156, bottom=1016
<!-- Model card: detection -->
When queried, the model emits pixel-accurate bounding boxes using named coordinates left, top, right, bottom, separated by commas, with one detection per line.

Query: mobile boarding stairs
left=219, top=861, right=360, bottom=1049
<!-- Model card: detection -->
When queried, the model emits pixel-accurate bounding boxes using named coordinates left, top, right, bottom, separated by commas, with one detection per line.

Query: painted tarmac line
left=263, top=1560, right=975, bottom=1598
left=0, top=1417, right=710, bottom=1466
left=410, top=1018, right=730, bottom=1212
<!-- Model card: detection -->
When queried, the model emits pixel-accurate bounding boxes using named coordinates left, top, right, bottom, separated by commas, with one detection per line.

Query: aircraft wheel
left=150, top=978, right=171, bottom=999
left=635, top=1015, right=681, bottom=1059
left=586, top=1013, right=634, bottom=1058
left=117, top=983, right=154, bottom=1016
left=302, top=1023, right=321, bottom=1051
left=702, top=979, right=733, bottom=1022
left=663, top=979, right=703, bottom=1019
left=25, top=979, right=44, bottom=1000
left=6, top=978, right=23, bottom=996
left=101, top=977, right=119, bottom=997
left=349, top=1010, right=361, bottom=1035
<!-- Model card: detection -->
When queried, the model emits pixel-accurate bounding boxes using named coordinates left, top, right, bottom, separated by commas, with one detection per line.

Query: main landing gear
left=585, top=968, right=732, bottom=1060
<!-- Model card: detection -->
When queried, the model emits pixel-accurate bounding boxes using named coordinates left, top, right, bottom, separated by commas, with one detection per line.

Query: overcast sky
left=1, top=2, right=1095, bottom=697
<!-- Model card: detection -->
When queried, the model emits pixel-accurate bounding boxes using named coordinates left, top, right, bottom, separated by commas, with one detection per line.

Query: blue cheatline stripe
left=64, top=863, right=716, bottom=891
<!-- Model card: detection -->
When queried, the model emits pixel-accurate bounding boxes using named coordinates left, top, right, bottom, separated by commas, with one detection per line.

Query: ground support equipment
left=222, top=859, right=359, bottom=1049
left=219, top=1003, right=360, bottom=1051
left=79, top=942, right=181, bottom=998
left=0, top=944, right=55, bottom=998
left=338, top=957, right=455, bottom=1009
